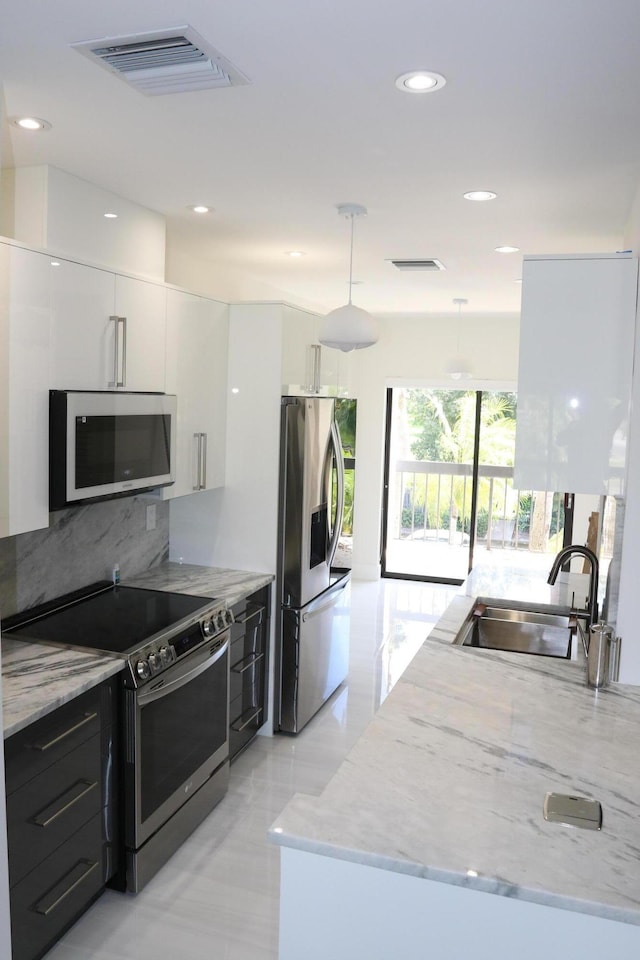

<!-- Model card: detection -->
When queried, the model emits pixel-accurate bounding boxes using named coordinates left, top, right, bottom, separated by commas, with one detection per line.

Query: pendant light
left=319, top=203, right=379, bottom=352
left=447, top=298, right=473, bottom=380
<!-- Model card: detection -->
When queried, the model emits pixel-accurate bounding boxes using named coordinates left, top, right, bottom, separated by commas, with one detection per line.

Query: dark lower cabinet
left=5, top=678, right=119, bottom=960
left=229, top=586, right=271, bottom=761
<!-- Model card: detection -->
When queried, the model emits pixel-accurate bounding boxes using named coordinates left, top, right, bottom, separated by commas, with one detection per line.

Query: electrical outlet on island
left=146, top=504, right=157, bottom=531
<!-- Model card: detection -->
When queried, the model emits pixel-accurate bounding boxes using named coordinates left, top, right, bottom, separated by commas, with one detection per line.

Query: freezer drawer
left=280, top=574, right=350, bottom=734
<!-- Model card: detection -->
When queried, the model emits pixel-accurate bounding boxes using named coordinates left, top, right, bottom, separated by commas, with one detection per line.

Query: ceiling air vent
left=72, top=26, right=250, bottom=96
left=387, top=259, right=446, bottom=272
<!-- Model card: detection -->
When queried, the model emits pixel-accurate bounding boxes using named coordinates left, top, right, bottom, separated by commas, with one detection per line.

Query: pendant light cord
left=348, top=213, right=355, bottom=305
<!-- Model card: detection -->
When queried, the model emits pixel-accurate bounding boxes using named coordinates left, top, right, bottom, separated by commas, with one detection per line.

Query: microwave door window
left=75, top=414, right=171, bottom=488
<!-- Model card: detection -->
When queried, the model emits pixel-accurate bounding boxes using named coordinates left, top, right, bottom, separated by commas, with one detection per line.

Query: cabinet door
left=114, top=274, right=166, bottom=392
left=163, top=289, right=228, bottom=498
left=514, top=255, right=638, bottom=495
left=50, top=258, right=116, bottom=390
left=0, top=243, right=51, bottom=536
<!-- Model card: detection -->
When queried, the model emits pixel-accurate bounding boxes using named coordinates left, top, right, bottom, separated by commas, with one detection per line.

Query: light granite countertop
left=2, top=562, right=273, bottom=739
left=123, top=561, right=274, bottom=607
left=270, top=566, right=640, bottom=927
left=1, top=638, right=123, bottom=739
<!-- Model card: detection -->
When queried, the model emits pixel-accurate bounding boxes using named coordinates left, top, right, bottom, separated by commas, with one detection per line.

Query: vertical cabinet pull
left=193, top=433, right=208, bottom=491
left=109, top=315, right=127, bottom=388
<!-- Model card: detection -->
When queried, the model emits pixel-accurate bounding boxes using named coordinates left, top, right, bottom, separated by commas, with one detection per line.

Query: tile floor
left=45, top=578, right=457, bottom=960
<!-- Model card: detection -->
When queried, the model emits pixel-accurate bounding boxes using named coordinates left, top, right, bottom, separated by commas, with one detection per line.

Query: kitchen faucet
left=547, top=544, right=599, bottom=629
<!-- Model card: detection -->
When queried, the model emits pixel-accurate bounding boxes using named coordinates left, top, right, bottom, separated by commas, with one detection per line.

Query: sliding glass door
left=381, top=388, right=569, bottom=584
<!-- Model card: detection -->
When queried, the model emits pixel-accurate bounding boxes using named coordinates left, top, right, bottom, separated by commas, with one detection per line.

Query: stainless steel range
left=4, top=581, right=233, bottom=893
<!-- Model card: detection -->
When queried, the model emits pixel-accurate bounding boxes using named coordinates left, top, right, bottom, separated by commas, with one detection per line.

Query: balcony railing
left=391, top=460, right=564, bottom=551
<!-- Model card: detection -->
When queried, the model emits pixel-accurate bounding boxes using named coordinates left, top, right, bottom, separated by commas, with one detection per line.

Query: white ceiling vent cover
left=387, top=259, right=446, bottom=272
left=72, top=26, right=250, bottom=96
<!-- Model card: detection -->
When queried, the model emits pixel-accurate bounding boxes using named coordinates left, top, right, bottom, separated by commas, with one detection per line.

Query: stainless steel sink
left=453, top=603, right=576, bottom=658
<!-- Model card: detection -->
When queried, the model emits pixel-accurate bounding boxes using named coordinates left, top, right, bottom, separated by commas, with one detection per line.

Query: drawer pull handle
left=32, top=780, right=98, bottom=828
left=32, top=712, right=98, bottom=752
left=231, top=652, right=265, bottom=675
left=33, top=859, right=99, bottom=916
left=235, top=605, right=265, bottom=626
left=231, top=707, right=262, bottom=733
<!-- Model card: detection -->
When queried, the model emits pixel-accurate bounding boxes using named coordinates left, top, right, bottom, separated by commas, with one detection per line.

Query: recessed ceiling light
left=104, top=212, right=118, bottom=219
left=189, top=205, right=211, bottom=214
left=12, top=116, right=51, bottom=131
left=395, top=71, right=446, bottom=93
left=463, top=190, right=497, bottom=201
left=286, top=251, right=305, bottom=258
left=495, top=245, right=519, bottom=254
left=50, top=261, right=61, bottom=267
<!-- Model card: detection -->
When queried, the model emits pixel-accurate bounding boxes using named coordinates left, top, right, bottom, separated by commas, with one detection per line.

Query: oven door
left=125, top=633, right=229, bottom=850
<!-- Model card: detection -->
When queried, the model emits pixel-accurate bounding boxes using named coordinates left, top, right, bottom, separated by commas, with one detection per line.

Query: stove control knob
left=216, top=614, right=226, bottom=631
left=148, top=652, right=161, bottom=673
left=202, top=617, right=216, bottom=638
left=225, top=609, right=234, bottom=626
left=159, top=646, right=173, bottom=666
left=136, top=659, right=151, bottom=681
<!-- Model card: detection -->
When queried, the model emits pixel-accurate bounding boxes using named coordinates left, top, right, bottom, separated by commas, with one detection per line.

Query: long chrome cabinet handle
left=32, top=780, right=98, bottom=828
left=200, top=432, right=207, bottom=489
left=193, top=433, right=202, bottom=491
left=32, top=712, right=98, bottom=752
left=235, top=605, right=266, bottom=626
left=231, top=651, right=265, bottom=675
left=120, top=316, right=127, bottom=387
left=231, top=707, right=262, bottom=733
left=33, top=859, right=99, bottom=916
left=108, top=316, right=127, bottom=387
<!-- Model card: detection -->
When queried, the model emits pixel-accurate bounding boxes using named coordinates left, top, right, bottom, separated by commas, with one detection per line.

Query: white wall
left=348, top=312, right=520, bottom=579
left=2, top=165, right=166, bottom=281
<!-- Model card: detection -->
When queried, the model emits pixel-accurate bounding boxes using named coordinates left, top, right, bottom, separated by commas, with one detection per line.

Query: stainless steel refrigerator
left=276, top=396, right=351, bottom=734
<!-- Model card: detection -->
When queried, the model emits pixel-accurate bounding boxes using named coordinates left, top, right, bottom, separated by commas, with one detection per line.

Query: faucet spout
left=547, top=544, right=599, bottom=628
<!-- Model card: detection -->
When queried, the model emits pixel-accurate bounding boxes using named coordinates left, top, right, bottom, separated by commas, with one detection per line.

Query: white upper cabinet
left=162, top=288, right=229, bottom=499
left=50, top=260, right=166, bottom=392
left=0, top=243, right=51, bottom=536
left=513, top=254, right=639, bottom=495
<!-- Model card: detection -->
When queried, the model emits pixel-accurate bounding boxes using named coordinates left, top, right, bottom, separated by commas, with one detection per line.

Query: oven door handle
left=137, top=638, right=229, bottom=706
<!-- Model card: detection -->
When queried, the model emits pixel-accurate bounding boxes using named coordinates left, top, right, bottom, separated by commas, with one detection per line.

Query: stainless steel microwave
left=49, top=390, right=177, bottom=509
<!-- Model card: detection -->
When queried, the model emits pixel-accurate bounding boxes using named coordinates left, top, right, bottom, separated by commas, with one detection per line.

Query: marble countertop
left=123, top=562, right=274, bottom=607
left=1, top=638, right=123, bottom=739
left=270, top=566, right=640, bottom=926
left=2, top=562, right=273, bottom=739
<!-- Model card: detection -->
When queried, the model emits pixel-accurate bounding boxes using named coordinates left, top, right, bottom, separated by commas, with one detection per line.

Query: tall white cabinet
left=513, top=253, right=638, bottom=495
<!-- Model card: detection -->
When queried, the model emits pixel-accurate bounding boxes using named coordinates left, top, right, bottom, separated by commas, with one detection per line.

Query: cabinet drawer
left=5, top=686, right=103, bottom=795
left=229, top=701, right=264, bottom=761
left=230, top=652, right=264, bottom=708
left=10, top=814, right=104, bottom=960
left=7, top=733, right=102, bottom=888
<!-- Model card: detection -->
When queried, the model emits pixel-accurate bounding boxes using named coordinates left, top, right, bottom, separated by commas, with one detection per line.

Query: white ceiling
left=2, top=0, right=640, bottom=317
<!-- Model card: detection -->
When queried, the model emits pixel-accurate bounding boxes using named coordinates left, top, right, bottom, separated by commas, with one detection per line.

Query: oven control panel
left=131, top=603, right=234, bottom=686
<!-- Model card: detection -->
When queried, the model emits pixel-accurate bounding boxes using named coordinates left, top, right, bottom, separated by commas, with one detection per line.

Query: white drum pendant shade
left=319, top=203, right=379, bottom=353
left=320, top=303, right=379, bottom=352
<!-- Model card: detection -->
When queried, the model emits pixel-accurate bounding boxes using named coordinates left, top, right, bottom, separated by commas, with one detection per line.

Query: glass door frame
left=380, top=387, right=573, bottom=585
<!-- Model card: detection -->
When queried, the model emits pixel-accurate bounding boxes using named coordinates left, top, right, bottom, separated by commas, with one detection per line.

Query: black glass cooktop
left=4, top=583, right=215, bottom=654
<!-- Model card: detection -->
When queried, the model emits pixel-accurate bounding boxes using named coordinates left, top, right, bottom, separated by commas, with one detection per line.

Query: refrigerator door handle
left=327, top=419, right=345, bottom=568
left=301, top=577, right=349, bottom=622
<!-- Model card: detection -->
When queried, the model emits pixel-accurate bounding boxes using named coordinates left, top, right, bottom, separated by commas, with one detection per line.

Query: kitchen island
left=269, top=568, right=640, bottom=959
